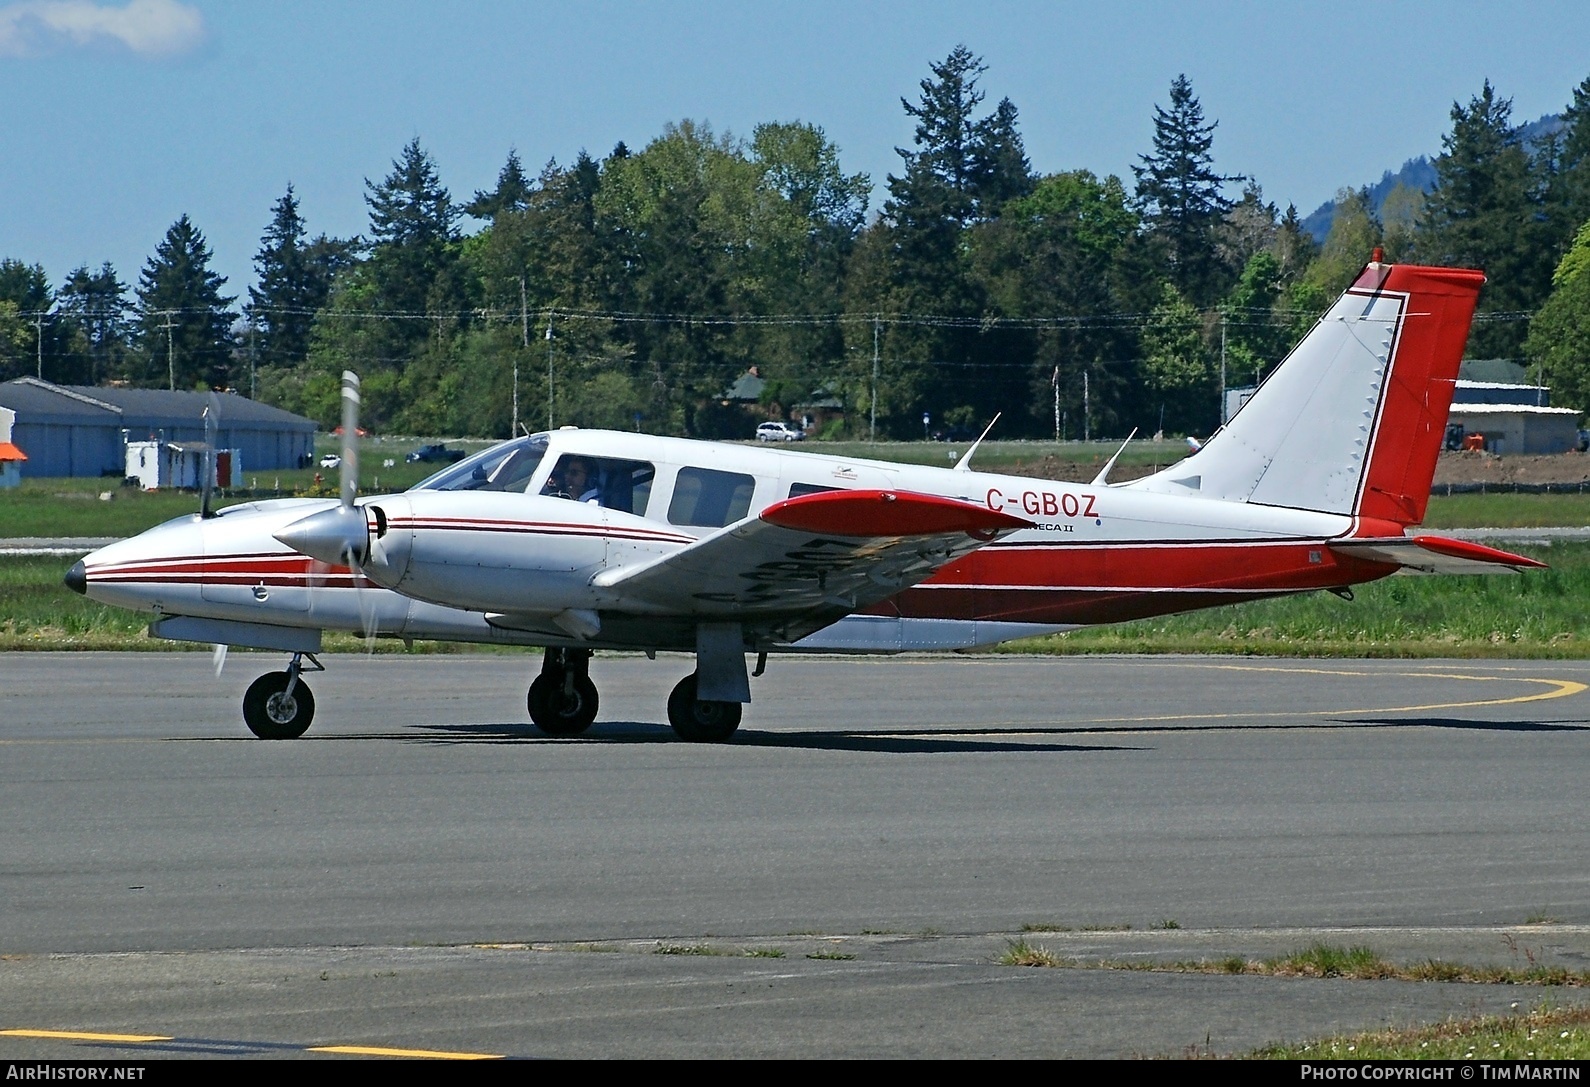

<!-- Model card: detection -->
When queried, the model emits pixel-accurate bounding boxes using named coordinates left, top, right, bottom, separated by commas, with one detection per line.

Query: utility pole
left=163, top=311, right=176, bottom=391
left=517, top=276, right=528, bottom=438
left=1083, top=371, right=1090, bottom=443
left=35, top=312, right=43, bottom=379
left=1052, top=366, right=1060, bottom=441
left=870, top=317, right=879, bottom=442
left=545, top=313, right=554, bottom=430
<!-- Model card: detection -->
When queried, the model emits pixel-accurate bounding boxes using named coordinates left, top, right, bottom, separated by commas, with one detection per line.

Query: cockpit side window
left=668, top=467, right=755, bottom=528
left=542, top=454, right=655, bottom=514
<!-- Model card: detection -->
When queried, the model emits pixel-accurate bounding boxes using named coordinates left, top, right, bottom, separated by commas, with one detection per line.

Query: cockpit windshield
left=409, top=435, right=550, bottom=492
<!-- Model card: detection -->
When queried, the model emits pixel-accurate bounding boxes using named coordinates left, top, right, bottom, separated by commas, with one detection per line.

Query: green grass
left=1250, top=1004, right=1590, bottom=1060
left=996, top=941, right=1590, bottom=988
left=1423, top=491, right=1590, bottom=528
left=1011, top=542, right=1590, bottom=658
left=998, top=939, right=1071, bottom=968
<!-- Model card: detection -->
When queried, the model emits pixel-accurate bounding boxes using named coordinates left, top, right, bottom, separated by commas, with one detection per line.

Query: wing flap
left=1329, top=534, right=1546, bottom=575
left=594, top=489, right=1030, bottom=616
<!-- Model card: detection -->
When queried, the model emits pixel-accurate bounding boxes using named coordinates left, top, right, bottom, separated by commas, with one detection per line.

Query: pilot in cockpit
left=545, top=457, right=602, bottom=505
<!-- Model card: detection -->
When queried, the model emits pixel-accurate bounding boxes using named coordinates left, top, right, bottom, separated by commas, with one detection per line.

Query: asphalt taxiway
left=2, top=652, right=1587, bottom=1058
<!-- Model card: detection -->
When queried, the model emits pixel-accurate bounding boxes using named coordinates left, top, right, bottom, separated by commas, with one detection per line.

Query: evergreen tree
left=969, top=97, right=1035, bottom=215
left=134, top=215, right=237, bottom=390
left=465, top=148, right=533, bottom=221
left=1418, top=81, right=1551, bottom=358
left=364, top=137, right=461, bottom=318
left=888, top=45, right=988, bottom=233
left=57, top=263, right=128, bottom=384
left=248, top=185, right=328, bottom=372
left=1133, top=74, right=1244, bottom=306
left=872, top=47, right=1034, bottom=434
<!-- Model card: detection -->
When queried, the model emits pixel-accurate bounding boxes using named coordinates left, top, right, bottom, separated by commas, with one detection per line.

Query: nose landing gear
left=243, top=652, right=323, bottom=739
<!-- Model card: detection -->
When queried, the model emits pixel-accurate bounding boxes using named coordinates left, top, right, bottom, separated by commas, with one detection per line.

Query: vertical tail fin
left=1130, top=260, right=1485, bottom=526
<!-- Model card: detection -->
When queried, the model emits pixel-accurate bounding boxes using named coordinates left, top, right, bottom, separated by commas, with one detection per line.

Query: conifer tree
left=1418, top=81, right=1552, bottom=358
left=58, top=263, right=127, bottom=384
left=134, top=215, right=237, bottom=390
left=248, top=185, right=324, bottom=371
left=466, top=148, right=533, bottom=221
left=1133, top=74, right=1244, bottom=306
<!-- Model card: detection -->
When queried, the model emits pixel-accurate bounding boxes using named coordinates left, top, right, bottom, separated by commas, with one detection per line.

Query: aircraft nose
left=64, top=559, right=87, bottom=595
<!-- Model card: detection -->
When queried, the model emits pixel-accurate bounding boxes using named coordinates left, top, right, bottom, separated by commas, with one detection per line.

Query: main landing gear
left=526, top=635, right=749, bottom=742
left=528, top=647, right=599, bottom=736
left=666, top=673, right=741, bottom=742
left=243, top=652, right=323, bottom=739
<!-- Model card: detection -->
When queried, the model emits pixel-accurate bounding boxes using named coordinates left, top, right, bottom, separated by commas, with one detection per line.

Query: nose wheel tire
left=667, top=673, right=742, bottom=742
left=528, top=673, right=599, bottom=736
left=243, top=671, right=316, bottom=739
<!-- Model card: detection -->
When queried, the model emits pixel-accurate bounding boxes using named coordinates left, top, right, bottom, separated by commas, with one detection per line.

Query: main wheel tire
left=666, top=674, right=742, bottom=742
left=528, top=672, right=599, bottom=736
left=243, top=671, right=315, bottom=739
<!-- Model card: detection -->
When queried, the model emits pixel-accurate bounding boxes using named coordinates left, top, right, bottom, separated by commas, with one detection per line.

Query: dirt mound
left=1432, top=451, right=1590, bottom=486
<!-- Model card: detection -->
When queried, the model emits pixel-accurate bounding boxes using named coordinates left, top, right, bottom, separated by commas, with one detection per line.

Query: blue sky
left=4, top=1, right=1590, bottom=299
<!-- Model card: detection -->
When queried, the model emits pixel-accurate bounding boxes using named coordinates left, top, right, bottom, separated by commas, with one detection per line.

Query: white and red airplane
left=66, top=258, right=1542, bottom=741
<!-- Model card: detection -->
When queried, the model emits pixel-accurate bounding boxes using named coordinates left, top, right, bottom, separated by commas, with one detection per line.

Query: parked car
left=755, top=421, right=805, bottom=442
left=406, top=443, right=467, bottom=464
left=318, top=453, right=342, bottom=468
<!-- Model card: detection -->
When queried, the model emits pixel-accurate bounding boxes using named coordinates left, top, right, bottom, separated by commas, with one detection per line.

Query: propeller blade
left=200, top=393, right=221, bottom=518
left=340, top=371, right=360, bottom=510
left=211, top=642, right=227, bottom=676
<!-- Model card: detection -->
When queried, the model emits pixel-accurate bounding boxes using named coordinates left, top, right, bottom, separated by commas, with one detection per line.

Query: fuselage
left=76, top=428, right=1399, bottom=655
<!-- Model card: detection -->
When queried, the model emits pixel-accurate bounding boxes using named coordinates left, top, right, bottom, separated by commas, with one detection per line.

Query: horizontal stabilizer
left=1329, top=535, right=1546, bottom=575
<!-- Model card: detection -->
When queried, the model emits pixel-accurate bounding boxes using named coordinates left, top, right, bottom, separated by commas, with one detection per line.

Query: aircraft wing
left=591, top=489, right=1031, bottom=616
left=1328, top=534, right=1546, bottom=575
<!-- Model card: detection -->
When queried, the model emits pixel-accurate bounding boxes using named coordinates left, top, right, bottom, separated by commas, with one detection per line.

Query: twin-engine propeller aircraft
left=67, top=258, right=1543, bottom=741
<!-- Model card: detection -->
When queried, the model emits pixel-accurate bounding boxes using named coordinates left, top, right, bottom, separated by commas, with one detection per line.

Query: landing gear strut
left=243, top=652, right=322, bottom=739
left=528, top=648, right=599, bottom=736
left=667, top=673, right=741, bottom=742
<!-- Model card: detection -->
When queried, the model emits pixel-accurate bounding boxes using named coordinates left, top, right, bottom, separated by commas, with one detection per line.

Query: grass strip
left=1249, top=1003, right=1590, bottom=1060
left=998, top=940, right=1590, bottom=988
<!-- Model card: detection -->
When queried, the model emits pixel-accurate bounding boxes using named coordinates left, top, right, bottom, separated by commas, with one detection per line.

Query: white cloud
left=0, top=0, right=205, bottom=59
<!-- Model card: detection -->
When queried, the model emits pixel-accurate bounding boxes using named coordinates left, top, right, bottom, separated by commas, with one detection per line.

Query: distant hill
left=1300, top=113, right=1565, bottom=242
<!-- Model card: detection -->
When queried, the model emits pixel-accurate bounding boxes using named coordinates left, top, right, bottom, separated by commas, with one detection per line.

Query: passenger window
left=788, top=483, right=841, bottom=499
left=542, top=455, right=655, bottom=514
left=668, top=467, right=756, bottom=528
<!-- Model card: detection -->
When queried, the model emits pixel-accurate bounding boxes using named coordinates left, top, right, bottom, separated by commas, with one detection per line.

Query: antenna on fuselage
left=952, top=413, right=1002, bottom=472
left=1090, top=428, right=1138, bottom=486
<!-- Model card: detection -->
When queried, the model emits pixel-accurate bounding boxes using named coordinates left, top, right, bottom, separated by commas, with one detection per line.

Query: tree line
left=5, top=47, right=1590, bottom=439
